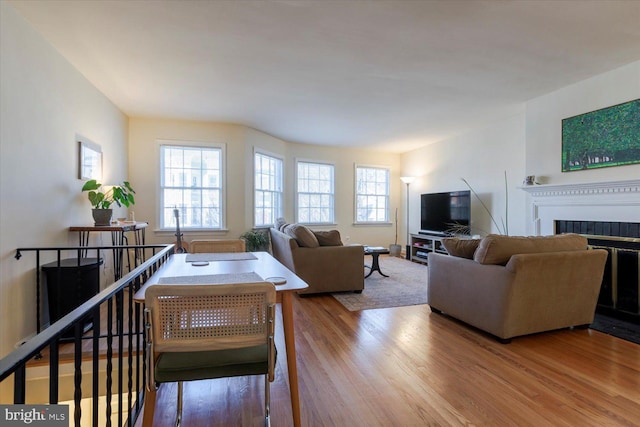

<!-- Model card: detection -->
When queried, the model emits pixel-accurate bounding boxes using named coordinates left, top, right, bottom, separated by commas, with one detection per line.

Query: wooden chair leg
left=264, top=374, right=271, bottom=427
left=177, top=382, right=183, bottom=427
left=142, top=387, right=157, bottom=427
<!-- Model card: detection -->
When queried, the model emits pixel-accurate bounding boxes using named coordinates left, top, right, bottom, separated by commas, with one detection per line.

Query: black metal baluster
left=73, top=322, right=83, bottom=427
left=92, top=305, right=100, bottom=427
left=117, top=289, right=124, bottom=427
left=134, top=276, right=142, bottom=415
left=36, top=251, right=41, bottom=334
left=106, top=295, right=113, bottom=427
left=49, top=340, right=59, bottom=404
left=127, top=284, right=134, bottom=426
left=13, top=365, right=26, bottom=404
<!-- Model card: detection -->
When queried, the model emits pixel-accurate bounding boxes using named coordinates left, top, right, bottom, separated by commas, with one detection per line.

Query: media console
left=409, top=233, right=448, bottom=264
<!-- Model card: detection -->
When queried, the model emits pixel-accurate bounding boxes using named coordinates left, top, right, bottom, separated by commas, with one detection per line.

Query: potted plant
left=81, top=179, right=136, bottom=225
left=240, top=229, right=270, bottom=252
left=389, top=208, right=402, bottom=256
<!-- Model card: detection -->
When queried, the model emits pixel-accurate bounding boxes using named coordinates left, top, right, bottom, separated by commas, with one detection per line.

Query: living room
left=1, top=1, right=639, bottom=425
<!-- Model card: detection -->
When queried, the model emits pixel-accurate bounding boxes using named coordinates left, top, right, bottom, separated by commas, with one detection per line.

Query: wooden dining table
left=133, top=251, right=308, bottom=427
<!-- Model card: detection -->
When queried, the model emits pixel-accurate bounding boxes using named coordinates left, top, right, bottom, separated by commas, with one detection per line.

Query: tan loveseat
left=427, top=233, right=608, bottom=343
left=270, top=225, right=364, bottom=294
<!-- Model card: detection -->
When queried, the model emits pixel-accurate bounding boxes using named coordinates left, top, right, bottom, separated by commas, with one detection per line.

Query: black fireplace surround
left=556, top=220, right=640, bottom=323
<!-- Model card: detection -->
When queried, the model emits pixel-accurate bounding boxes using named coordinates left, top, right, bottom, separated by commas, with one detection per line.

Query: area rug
left=332, top=255, right=428, bottom=311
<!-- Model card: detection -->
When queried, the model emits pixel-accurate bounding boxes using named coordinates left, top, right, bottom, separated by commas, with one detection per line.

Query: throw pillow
left=285, top=224, right=320, bottom=248
left=313, top=230, right=343, bottom=246
left=274, top=217, right=287, bottom=230
left=473, top=233, right=588, bottom=265
left=441, top=238, right=481, bottom=259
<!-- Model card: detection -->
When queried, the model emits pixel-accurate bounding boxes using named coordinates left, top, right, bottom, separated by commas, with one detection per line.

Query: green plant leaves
left=81, top=180, right=136, bottom=209
left=81, top=179, right=101, bottom=192
left=240, top=229, right=269, bottom=252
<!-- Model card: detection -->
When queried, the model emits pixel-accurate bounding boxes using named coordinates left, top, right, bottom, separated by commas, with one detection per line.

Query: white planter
left=389, top=244, right=402, bottom=257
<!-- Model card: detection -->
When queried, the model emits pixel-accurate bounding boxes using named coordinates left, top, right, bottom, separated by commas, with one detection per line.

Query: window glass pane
left=254, top=152, right=283, bottom=227
left=183, top=149, right=201, bottom=169
left=355, top=166, right=390, bottom=223
left=296, top=161, right=334, bottom=224
left=167, top=148, right=183, bottom=168
left=202, top=151, right=218, bottom=169
left=160, top=145, right=223, bottom=229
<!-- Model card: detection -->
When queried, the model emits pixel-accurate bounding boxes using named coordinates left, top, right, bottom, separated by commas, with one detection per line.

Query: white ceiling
left=8, top=0, right=640, bottom=153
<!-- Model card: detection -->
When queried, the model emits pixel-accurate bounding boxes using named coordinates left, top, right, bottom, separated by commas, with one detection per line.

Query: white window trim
left=354, top=163, right=391, bottom=225
left=156, top=139, right=227, bottom=231
left=295, top=158, right=336, bottom=225
left=253, top=148, right=285, bottom=228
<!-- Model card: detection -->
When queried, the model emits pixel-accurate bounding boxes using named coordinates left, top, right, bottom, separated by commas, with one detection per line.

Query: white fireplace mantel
left=520, top=179, right=640, bottom=235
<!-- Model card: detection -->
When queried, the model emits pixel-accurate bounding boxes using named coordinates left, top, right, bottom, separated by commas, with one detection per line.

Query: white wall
left=524, top=61, right=640, bottom=233
left=283, top=141, right=402, bottom=246
left=401, top=110, right=527, bottom=239
left=243, top=128, right=288, bottom=231
left=400, top=62, right=640, bottom=240
left=526, top=61, right=640, bottom=185
left=127, top=117, right=247, bottom=244
left=128, top=118, right=402, bottom=248
left=0, top=2, right=128, bottom=362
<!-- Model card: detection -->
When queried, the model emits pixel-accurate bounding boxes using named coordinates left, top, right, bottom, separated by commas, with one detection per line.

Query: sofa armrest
left=292, top=245, right=365, bottom=293
left=269, top=227, right=298, bottom=272
left=428, top=253, right=515, bottom=332
left=502, top=249, right=608, bottom=337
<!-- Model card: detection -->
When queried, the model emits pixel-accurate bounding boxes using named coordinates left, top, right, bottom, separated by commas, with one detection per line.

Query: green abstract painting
left=562, top=99, right=640, bottom=172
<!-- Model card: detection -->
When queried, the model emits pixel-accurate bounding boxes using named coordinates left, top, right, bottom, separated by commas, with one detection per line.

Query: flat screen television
left=420, top=190, right=471, bottom=235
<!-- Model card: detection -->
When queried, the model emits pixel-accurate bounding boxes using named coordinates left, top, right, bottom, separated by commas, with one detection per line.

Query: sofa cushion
left=442, top=238, right=481, bottom=259
left=285, top=224, right=320, bottom=248
left=473, top=233, right=588, bottom=265
left=313, top=230, right=343, bottom=246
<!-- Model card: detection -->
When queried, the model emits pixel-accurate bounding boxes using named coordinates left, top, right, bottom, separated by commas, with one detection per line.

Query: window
left=160, top=143, right=224, bottom=229
left=296, top=161, right=334, bottom=224
left=355, top=166, right=390, bottom=223
left=254, top=151, right=283, bottom=227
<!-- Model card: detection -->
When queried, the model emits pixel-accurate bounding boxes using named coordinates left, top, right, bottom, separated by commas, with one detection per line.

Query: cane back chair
left=189, top=239, right=246, bottom=253
left=143, top=282, right=277, bottom=426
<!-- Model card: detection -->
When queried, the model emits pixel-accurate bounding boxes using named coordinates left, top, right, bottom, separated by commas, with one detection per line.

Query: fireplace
left=556, top=220, right=639, bottom=322
left=521, top=179, right=640, bottom=324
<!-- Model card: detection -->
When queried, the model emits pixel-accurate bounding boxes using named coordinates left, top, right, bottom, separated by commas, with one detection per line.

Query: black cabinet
left=41, top=258, right=102, bottom=336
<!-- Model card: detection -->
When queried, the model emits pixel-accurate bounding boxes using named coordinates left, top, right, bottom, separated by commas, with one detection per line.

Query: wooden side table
left=70, top=222, right=148, bottom=280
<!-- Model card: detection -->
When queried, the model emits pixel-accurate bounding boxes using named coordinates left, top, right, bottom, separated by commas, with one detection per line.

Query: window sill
left=154, top=228, right=230, bottom=234
left=352, top=222, right=393, bottom=227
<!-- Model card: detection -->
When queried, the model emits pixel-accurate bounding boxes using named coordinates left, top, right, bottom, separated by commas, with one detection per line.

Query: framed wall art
left=78, top=137, right=102, bottom=180
left=562, top=98, right=640, bottom=172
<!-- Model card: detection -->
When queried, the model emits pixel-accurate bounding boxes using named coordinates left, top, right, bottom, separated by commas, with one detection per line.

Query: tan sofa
left=427, top=233, right=608, bottom=343
left=270, top=226, right=364, bottom=294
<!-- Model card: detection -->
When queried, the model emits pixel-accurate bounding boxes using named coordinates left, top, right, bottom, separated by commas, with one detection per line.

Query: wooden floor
left=139, top=290, right=640, bottom=426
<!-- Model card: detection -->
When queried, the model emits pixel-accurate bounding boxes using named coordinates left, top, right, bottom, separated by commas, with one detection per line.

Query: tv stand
left=409, top=233, right=448, bottom=264
left=418, top=230, right=450, bottom=237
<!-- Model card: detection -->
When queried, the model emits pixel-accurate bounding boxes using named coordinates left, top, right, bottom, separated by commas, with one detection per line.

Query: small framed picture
left=78, top=137, right=102, bottom=180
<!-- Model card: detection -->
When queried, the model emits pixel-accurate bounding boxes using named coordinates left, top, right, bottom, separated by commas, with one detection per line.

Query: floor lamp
left=400, top=176, right=415, bottom=259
